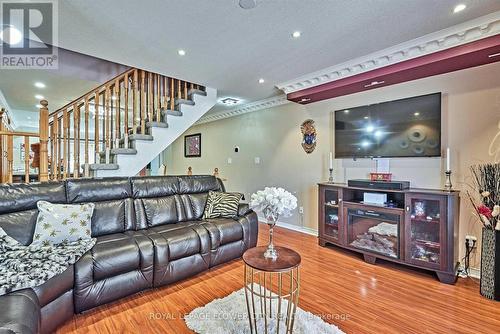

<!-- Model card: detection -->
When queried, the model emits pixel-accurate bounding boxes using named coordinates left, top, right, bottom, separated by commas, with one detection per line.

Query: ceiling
left=0, top=49, right=127, bottom=129
left=56, top=0, right=500, bottom=114
left=1, top=0, right=500, bottom=129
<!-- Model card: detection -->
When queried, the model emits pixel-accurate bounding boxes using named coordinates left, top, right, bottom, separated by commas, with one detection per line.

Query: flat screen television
left=334, top=93, right=441, bottom=158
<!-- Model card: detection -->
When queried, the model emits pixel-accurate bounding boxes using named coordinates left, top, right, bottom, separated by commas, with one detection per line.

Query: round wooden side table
left=243, top=246, right=301, bottom=334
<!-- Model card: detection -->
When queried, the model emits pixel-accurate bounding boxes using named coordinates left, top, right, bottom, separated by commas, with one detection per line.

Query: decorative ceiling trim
left=196, top=95, right=290, bottom=124
left=276, top=12, right=500, bottom=94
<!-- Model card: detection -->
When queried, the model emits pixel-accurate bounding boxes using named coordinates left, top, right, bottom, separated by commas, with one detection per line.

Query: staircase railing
left=0, top=104, right=49, bottom=183
left=48, top=68, right=204, bottom=180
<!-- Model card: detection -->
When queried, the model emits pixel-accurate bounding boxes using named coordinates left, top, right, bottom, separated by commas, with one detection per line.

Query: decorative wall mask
left=301, top=119, right=317, bottom=154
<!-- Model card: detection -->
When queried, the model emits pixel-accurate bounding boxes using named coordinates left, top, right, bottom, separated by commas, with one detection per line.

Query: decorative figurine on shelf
left=328, top=152, right=334, bottom=183
left=300, top=119, right=317, bottom=154
left=414, top=201, right=426, bottom=217
left=187, top=166, right=193, bottom=176
left=213, top=167, right=219, bottom=178
left=250, top=187, right=297, bottom=260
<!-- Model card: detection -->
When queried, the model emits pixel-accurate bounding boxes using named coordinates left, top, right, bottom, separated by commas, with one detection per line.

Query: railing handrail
left=49, top=67, right=135, bottom=118
left=0, top=130, right=40, bottom=137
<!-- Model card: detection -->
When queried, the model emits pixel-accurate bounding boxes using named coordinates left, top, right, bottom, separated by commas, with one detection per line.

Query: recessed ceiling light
left=239, top=0, right=256, bottom=9
left=488, top=52, right=500, bottom=58
left=0, top=26, right=22, bottom=45
left=453, top=4, right=466, bottom=13
left=258, top=78, right=265, bottom=84
left=220, top=97, right=240, bottom=105
left=299, top=98, right=311, bottom=103
left=34, top=82, right=46, bottom=88
left=178, top=49, right=186, bottom=56
left=414, top=112, right=420, bottom=116
left=35, top=104, right=43, bottom=108
left=364, top=116, right=369, bottom=119
left=292, top=31, right=301, bottom=38
left=35, top=94, right=44, bottom=100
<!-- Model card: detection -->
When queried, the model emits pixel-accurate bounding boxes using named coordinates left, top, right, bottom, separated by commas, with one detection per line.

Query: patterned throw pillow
left=31, top=201, right=95, bottom=247
left=203, top=191, right=243, bottom=219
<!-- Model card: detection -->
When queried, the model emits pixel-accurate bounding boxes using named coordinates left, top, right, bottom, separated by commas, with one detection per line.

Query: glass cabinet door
left=323, top=188, right=341, bottom=242
left=406, top=195, right=445, bottom=269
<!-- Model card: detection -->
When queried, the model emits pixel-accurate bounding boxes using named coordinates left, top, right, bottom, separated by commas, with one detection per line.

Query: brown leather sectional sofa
left=0, top=175, right=258, bottom=333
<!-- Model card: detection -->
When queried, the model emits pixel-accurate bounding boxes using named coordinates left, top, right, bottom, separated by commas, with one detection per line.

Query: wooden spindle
left=53, top=116, right=59, bottom=180
left=177, top=79, right=182, bottom=102
left=105, top=87, right=111, bottom=158
left=57, top=116, right=61, bottom=180
left=7, top=134, right=13, bottom=183
left=170, top=78, right=175, bottom=111
left=124, top=73, right=129, bottom=140
left=73, top=104, right=79, bottom=179
left=94, top=91, right=100, bottom=161
left=140, top=70, right=146, bottom=134
left=115, top=79, right=121, bottom=145
left=84, top=97, right=90, bottom=177
left=156, top=74, right=161, bottom=122
left=24, top=136, right=29, bottom=183
left=49, top=121, right=54, bottom=180
left=62, top=109, right=68, bottom=179
left=38, top=100, right=49, bottom=182
left=132, top=70, right=138, bottom=135
left=148, top=72, right=153, bottom=122
left=163, top=76, right=168, bottom=109
left=184, top=81, right=188, bottom=100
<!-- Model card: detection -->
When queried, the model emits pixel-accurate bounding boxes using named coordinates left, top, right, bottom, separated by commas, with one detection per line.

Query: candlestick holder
left=328, top=168, right=334, bottom=183
left=444, top=170, right=452, bottom=191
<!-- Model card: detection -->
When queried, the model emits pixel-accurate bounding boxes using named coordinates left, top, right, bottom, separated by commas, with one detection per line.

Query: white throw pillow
left=32, top=201, right=95, bottom=246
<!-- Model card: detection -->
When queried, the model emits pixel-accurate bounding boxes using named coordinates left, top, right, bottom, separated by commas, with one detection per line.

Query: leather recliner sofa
left=0, top=175, right=258, bottom=334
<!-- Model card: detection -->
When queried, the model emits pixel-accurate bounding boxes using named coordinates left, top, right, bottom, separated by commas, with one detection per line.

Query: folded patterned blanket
left=0, top=228, right=95, bottom=296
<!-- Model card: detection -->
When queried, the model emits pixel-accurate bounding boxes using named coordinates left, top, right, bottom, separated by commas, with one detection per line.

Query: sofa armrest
left=238, top=203, right=251, bottom=216
left=0, top=289, right=40, bottom=334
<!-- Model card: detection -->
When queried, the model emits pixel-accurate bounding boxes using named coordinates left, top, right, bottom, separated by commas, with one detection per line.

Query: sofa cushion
left=32, top=201, right=94, bottom=246
left=0, top=289, right=40, bottom=334
left=73, top=231, right=154, bottom=313
left=203, top=191, right=242, bottom=219
left=202, top=218, right=245, bottom=249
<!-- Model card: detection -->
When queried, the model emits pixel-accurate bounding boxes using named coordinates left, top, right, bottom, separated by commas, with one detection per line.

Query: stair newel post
left=169, top=78, right=175, bottom=111
left=62, top=108, right=68, bottom=179
left=105, top=86, right=111, bottom=164
left=140, top=70, right=146, bottom=135
left=73, top=103, right=80, bottom=179
left=123, top=72, right=129, bottom=150
left=94, top=91, right=100, bottom=165
left=84, top=96, right=90, bottom=177
left=115, top=78, right=121, bottom=148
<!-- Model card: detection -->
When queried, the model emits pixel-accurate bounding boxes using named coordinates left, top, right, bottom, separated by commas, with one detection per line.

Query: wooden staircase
left=0, top=68, right=216, bottom=183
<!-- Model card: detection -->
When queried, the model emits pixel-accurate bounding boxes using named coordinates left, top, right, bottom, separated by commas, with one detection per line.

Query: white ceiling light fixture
left=34, top=82, right=46, bottom=88
left=258, top=78, right=265, bottom=84
left=453, top=4, right=466, bottom=13
left=177, top=49, right=186, bottom=56
left=35, top=94, right=44, bottom=100
left=239, top=0, right=256, bottom=9
left=292, top=31, right=301, bottom=38
left=35, top=104, right=43, bottom=108
left=0, top=25, right=22, bottom=45
left=220, top=97, right=240, bottom=105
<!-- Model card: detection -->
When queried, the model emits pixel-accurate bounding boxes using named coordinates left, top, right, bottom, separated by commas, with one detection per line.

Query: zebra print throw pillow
left=203, top=191, right=243, bottom=219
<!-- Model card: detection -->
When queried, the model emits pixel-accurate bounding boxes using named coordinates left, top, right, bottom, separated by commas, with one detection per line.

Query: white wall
left=164, top=62, right=500, bottom=268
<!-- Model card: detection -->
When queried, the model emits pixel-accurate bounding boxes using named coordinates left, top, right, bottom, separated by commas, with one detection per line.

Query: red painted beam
left=287, top=34, right=500, bottom=104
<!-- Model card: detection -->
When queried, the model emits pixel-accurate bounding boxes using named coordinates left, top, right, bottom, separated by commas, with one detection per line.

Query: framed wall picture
left=184, top=133, right=201, bottom=157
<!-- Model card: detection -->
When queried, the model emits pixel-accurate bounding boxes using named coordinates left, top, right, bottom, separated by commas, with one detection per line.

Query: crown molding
left=277, top=11, right=500, bottom=94
left=196, top=94, right=290, bottom=124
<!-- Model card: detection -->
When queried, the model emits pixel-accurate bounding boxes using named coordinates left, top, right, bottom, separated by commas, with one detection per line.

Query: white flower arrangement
left=250, top=187, right=298, bottom=222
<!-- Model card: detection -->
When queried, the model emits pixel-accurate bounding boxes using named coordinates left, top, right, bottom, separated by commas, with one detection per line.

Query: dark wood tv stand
left=318, top=182, right=460, bottom=284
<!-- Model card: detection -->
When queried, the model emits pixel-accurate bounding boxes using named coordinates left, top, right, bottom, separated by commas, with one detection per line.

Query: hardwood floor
left=58, top=224, right=500, bottom=334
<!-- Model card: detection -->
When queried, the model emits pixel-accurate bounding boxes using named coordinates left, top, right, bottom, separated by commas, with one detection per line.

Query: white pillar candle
left=329, top=152, right=333, bottom=170
left=446, top=147, right=450, bottom=171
